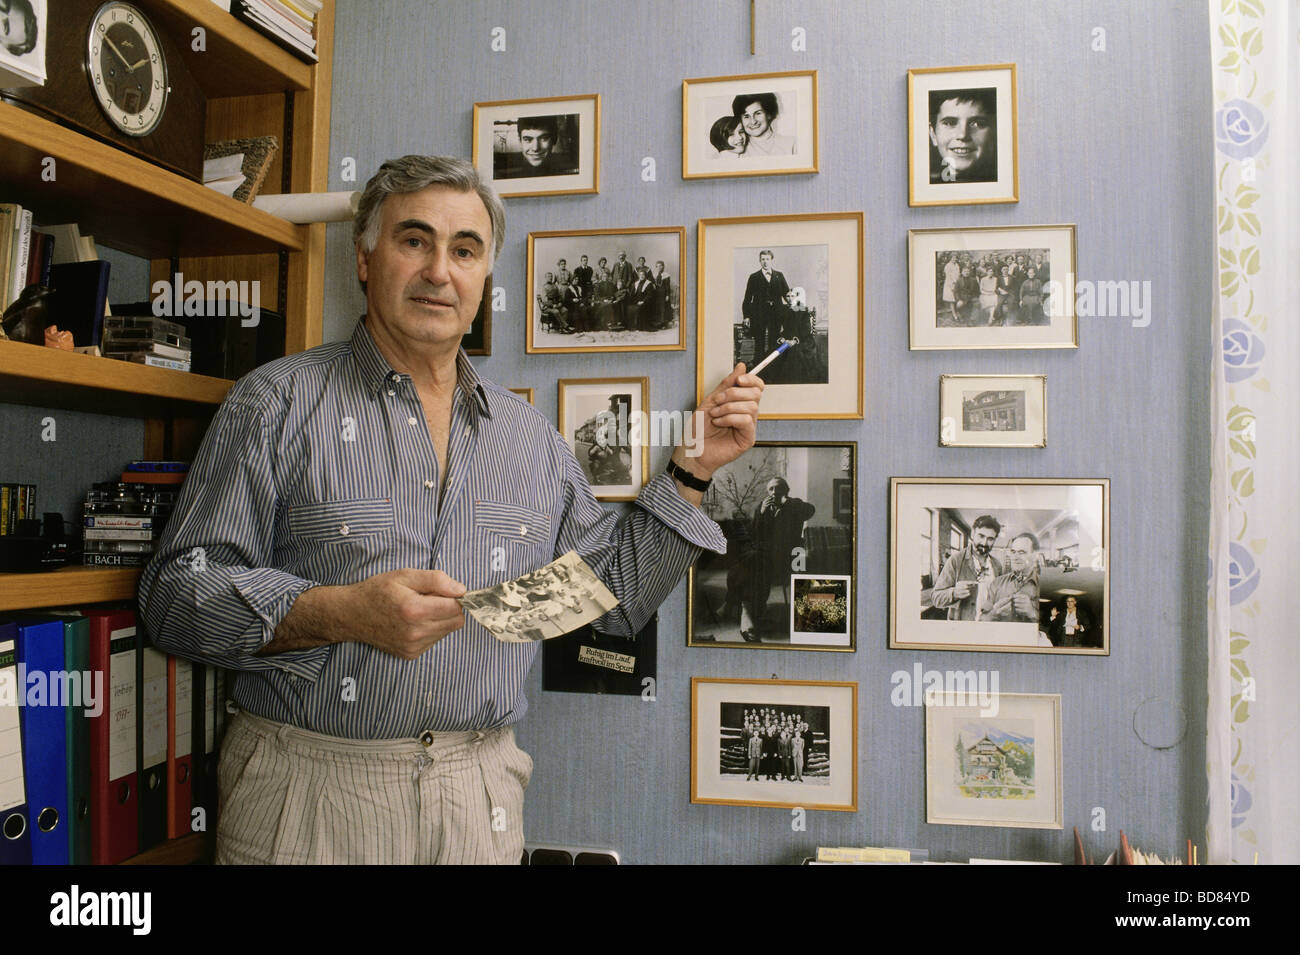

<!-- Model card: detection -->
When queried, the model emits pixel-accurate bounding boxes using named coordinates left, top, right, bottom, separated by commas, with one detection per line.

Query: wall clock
left=87, top=2, right=169, bottom=137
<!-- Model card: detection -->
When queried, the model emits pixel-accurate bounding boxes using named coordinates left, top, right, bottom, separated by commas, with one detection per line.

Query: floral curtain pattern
left=1207, top=0, right=1299, bottom=863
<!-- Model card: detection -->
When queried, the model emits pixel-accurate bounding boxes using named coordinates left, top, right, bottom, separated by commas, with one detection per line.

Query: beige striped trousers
left=215, top=710, right=532, bottom=865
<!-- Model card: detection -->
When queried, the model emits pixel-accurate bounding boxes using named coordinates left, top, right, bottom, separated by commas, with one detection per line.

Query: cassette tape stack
left=82, top=482, right=180, bottom=567
left=101, top=316, right=193, bottom=372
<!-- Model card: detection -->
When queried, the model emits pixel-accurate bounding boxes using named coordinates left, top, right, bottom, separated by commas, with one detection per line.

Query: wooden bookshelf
left=121, top=832, right=213, bottom=866
left=0, top=566, right=140, bottom=612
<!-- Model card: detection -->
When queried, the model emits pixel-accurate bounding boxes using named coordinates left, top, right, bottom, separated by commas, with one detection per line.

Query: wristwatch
left=666, top=459, right=711, bottom=492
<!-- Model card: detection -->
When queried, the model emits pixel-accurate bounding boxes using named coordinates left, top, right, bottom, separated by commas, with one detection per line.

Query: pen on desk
left=748, top=341, right=792, bottom=378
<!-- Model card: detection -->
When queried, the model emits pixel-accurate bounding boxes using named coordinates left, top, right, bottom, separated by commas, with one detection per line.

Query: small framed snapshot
left=688, top=441, right=855, bottom=651
left=472, top=93, right=599, bottom=199
left=527, top=227, right=687, bottom=354
left=926, top=692, right=1063, bottom=829
left=940, top=374, right=1046, bottom=448
left=909, top=225, right=1077, bottom=351
left=691, top=677, right=857, bottom=811
left=908, top=64, right=1018, bottom=206
left=891, top=478, right=1109, bottom=654
left=507, top=387, right=535, bottom=405
left=557, top=377, right=650, bottom=501
left=698, top=212, right=863, bottom=419
left=682, top=70, right=818, bottom=179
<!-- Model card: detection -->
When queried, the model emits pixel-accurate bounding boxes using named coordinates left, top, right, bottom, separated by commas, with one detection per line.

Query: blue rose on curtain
left=1230, top=774, right=1253, bottom=828
left=1227, top=542, right=1260, bottom=605
left=1222, top=319, right=1266, bottom=382
left=1214, top=99, right=1270, bottom=159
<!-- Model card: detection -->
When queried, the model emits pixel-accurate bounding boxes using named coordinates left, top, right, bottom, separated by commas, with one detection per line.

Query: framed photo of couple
left=472, top=93, right=600, bottom=199
left=891, top=477, right=1110, bottom=655
left=682, top=70, right=819, bottom=179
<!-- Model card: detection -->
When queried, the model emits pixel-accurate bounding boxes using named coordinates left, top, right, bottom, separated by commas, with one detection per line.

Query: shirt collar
left=349, top=318, right=492, bottom=417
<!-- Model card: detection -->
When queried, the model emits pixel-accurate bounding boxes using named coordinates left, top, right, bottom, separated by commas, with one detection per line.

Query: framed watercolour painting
left=682, top=70, right=818, bottom=179
left=691, top=677, right=857, bottom=811
left=557, top=377, right=650, bottom=502
left=473, top=93, right=599, bottom=199
left=940, top=374, right=1046, bottom=448
left=698, top=212, right=863, bottom=418
left=908, top=64, right=1017, bottom=206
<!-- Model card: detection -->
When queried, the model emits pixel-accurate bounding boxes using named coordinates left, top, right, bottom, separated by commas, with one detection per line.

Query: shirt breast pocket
left=286, top=498, right=395, bottom=543
left=475, top=499, right=551, bottom=576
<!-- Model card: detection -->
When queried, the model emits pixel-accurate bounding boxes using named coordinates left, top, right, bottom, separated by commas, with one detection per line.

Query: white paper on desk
left=252, top=191, right=360, bottom=223
left=459, top=551, right=619, bottom=643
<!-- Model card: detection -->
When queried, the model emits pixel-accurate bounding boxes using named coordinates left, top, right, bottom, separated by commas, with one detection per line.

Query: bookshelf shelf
left=0, top=566, right=141, bottom=612
left=121, top=832, right=213, bottom=866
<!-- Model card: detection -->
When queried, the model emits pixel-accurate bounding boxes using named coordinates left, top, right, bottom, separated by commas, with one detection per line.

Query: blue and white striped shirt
left=137, top=319, right=725, bottom=737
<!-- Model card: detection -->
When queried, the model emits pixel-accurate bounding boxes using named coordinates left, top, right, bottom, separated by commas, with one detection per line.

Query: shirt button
left=408, top=416, right=418, bottom=425
left=386, top=389, right=396, bottom=397
left=339, top=524, right=350, bottom=536
left=423, top=480, right=435, bottom=489
left=519, top=525, right=528, bottom=537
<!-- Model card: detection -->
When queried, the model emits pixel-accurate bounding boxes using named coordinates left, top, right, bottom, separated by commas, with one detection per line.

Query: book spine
left=84, top=516, right=155, bottom=529
left=0, top=204, right=17, bottom=309
left=0, top=485, right=10, bottom=535
left=83, top=553, right=150, bottom=567
left=84, top=528, right=157, bottom=541
left=11, top=209, right=32, bottom=304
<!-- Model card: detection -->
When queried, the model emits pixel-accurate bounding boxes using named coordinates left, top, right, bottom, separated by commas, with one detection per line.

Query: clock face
left=86, top=2, right=168, bottom=137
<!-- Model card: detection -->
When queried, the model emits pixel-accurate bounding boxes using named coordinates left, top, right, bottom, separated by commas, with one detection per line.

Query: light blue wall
left=322, top=0, right=1212, bottom=863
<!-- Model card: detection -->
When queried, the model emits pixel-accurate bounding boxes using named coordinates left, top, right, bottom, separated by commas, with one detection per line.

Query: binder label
left=109, top=628, right=137, bottom=782
left=0, top=642, right=25, bottom=811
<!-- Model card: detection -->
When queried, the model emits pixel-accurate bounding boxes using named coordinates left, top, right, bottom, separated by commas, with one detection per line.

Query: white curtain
left=1207, top=0, right=1300, bottom=864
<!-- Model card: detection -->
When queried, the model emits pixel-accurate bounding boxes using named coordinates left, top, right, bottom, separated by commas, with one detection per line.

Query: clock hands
left=128, top=58, right=150, bottom=71
left=103, top=35, right=136, bottom=73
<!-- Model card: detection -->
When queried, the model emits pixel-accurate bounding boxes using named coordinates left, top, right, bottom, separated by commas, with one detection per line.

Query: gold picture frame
left=939, top=374, right=1047, bottom=448
left=507, top=387, right=534, bottom=405
left=556, top=376, right=650, bottom=502
left=682, top=69, right=819, bottom=179
left=472, top=93, right=600, bottom=199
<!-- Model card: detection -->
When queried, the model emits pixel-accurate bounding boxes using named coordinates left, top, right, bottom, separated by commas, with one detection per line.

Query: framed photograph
left=542, top=615, right=657, bottom=696
left=909, top=225, right=1077, bottom=351
left=926, top=693, right=1063, bottom=829
left=691, top=677, right=857, bottom=811
left=682, top=70, right=818, bottom=179
left=462, top=292, right=491, bottom=355
left=688, top=442, right=855, bottom=650
left=940, top=374, right=1046, bottom=448
left=891, top=478, right=1109, bottom=654
left=698, top=213, right=863, bottom=419
left=472, top=93, right=599, bottom=199
left=556, top=377, right=649, bottom=501
left=507, top=387, right=534, bottom=405
left=527, top=227, right=687, bottom=354
left=908, top=64, right=1018, bottom=206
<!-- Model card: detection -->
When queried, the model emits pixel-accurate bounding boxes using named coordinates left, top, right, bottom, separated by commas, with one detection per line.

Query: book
left=49, top=261, right=112, bottom=347
left=118, top=471, right=185, bottom=485
left=0, top=203, right=18, bottom=308
left=124, top=461, right=191, bottom=474
left=8, top=209, right=33, bottom=309
left=26, top=231, right=53, bottom=289
left=40, top=224, right=87, bottom=265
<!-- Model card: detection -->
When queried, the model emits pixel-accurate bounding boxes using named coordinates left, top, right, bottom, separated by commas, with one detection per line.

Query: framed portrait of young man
left=908, top=64, right=1018, bottom=207
left=681, top=70, right=819, bottom=179
left=556, top=377, right=650, bottom=502
left=472, top=93, right=599, bottom=199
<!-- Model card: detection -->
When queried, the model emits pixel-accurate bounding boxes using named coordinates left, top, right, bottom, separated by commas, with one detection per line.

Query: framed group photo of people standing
left=472, top=93, right=600, bottom=199
left=681, top=69, right=819, bottom=179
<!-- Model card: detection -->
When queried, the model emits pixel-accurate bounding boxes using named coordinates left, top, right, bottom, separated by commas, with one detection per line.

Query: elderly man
left=981, top=532, right=1042, bottom=623
left=137, top=155, right=764, bottom=865
left=930, top=515, right=1003, bottom=621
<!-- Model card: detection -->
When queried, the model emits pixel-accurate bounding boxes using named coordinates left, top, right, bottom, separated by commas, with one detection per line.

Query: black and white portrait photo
left=908, top=65, right=1017, bottom=206
left=927, top=87, right=997, bottom=184
left=473, top=94, right=599, bottom=198
left=682, top=70, right=819, bottom=179
left=459, top=551, right=618, bottom=643
left=557, top=377, right=648, bottom=501
left=932, top=246, right=1051, bottom=328
left=719, top=701, right=830, bottom=784
left=732, top=244, right=829, bottom=384
left=689, top=442, right=855, bottom=650
left=0, top=0, right=45, bottom=87
left=492, top=113, right=580, bottom=180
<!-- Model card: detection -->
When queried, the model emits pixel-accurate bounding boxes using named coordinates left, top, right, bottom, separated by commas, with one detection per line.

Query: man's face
left=653, top=262, right=664, bottom=276
left=519, top=126, right=554, bottom=167
left=971, top=526, right=998, bottom=556
left=356, top=186, right=493, bottom=354
left=580, top=256, right=588, bottom=266
left=617, top=252, right=627, bottom=263
left=764, top=479, right=787, bottom=505
left=759, top=252, right=772, bottom=270
left=557, top=259, right=566, bottom=270
left=741, top=101, right=771, bottom=137
left=1008, top=536, right=1035, bottom=573
left=1066, top=597, right=1077, bottom=612
left=929, top=98, right=993, bottom=176
left=0, top=1, right=29, bottom=53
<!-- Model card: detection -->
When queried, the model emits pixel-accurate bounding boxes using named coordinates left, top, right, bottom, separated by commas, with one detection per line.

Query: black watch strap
left=666, top=459, right=711, bottom=492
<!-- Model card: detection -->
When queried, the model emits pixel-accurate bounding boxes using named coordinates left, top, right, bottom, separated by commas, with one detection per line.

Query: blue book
left=15, top=618, right=70, bottom=865
left=0, top=622, right=31, bottom=865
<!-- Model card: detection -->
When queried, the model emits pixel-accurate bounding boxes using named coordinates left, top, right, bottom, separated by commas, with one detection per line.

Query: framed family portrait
left=556, top=377, right=649, bottom=501
left=891, top=478, right=1110, bottom=654
left=691, top=677, right=857, bottom=811
left=926, top=693, right=1063, bottom=829
left=472, top=93, right=599, bottom=199
left=698, top=212, right=863, bottom=419
left=688, top=442, right=855, bottom=651
left=909, top=225, right=1077, bottom=350
left=940, top=374, right=1046, bottom=448
left=681, top=69, right=819, bottom=179
left=908, top=63, right=1018, bottom=206
left=526, top=227, right=687, bottom=353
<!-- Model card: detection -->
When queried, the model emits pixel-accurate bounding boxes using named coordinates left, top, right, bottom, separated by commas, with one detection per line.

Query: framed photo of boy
left=698, top=212, right=863, bottom=419
left=940, top=374, right=1046, bottom=448
left=556, top=377, right=650, bottom=502
left=472, top=94, right=599, bottom=199
left=682, top=70, right=819, bottom=179
left=909, top=225, right=1077, bottom=351
left=908, top=64, right=1017, bottom=206
left=891, top=477, right=1110, bottom=655
left=691, top=677, right=857, bottom=811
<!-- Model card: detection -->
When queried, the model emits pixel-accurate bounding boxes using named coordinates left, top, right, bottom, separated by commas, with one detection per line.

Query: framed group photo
left=691, top=677, right=857, bottom=812
left=472, top=93, right=599, bottom=199
left=909, top=225, right=1077, bottom=351
left=688, top=441, right=855, bottom=650
left=925, top=692, right=1063, bottom=829
left=681, top=69, right=819, bottom=179
left=908, top=63, right=1018, bottom=206
left=940, top=374, right=1046, bottom=448
left=698, top=212, right=863, bottom=419
left=891, top=477, right=1110, bottom=654
left=557, top=377, right=649, bottom=501
left=527, top=227, right=687, bottom=353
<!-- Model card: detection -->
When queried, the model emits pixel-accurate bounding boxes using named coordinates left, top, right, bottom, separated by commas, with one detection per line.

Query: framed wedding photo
left=682, top=70, right=819, bottom=179
left=926, top=692, right=1063, bottom=829
left=698, top=212, right=863, bottom=419
left=940, top=374, right=1046, bottom=448
left=557, top=377, right=650, bottom=501
left=472, top=93, right=600, bottom=199
left=909, top=225, right=1077, bottom=351
left=688, top=441, right=855, bottom=651
left=691, top=677, right=857, bottom=812
left=890, top=477, right=1110, bottom=654
left=526, top=227, right=687, bottom=353
left=908, top=64, right=1018, bottom=206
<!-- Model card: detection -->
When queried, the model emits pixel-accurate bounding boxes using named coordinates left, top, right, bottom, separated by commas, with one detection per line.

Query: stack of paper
left=211, top=0, right=321, bottom=63
left=203, top=153, right=246, bottom=198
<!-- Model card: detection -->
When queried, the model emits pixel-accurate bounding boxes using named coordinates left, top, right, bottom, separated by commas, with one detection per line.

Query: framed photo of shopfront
left=909, top=225, right=1077, bottom=351
left=698, top=212, right=863, bottom=419
left=526, top=227, right=687, bottom=354
left=688, top=441, right=855, bottom=651
left=557, top=377, right=650, bottom=502
left=940, top=374, right=1046, bottom=448
left=908, top=64, right=1018, bottom=206
left=472, top=93, right=600, bottom=199
left=681, top=70, right=819, bottom=179
left=891, top=477, right=1109, bottom=655
left=691, top=677, right=857, bottom=812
